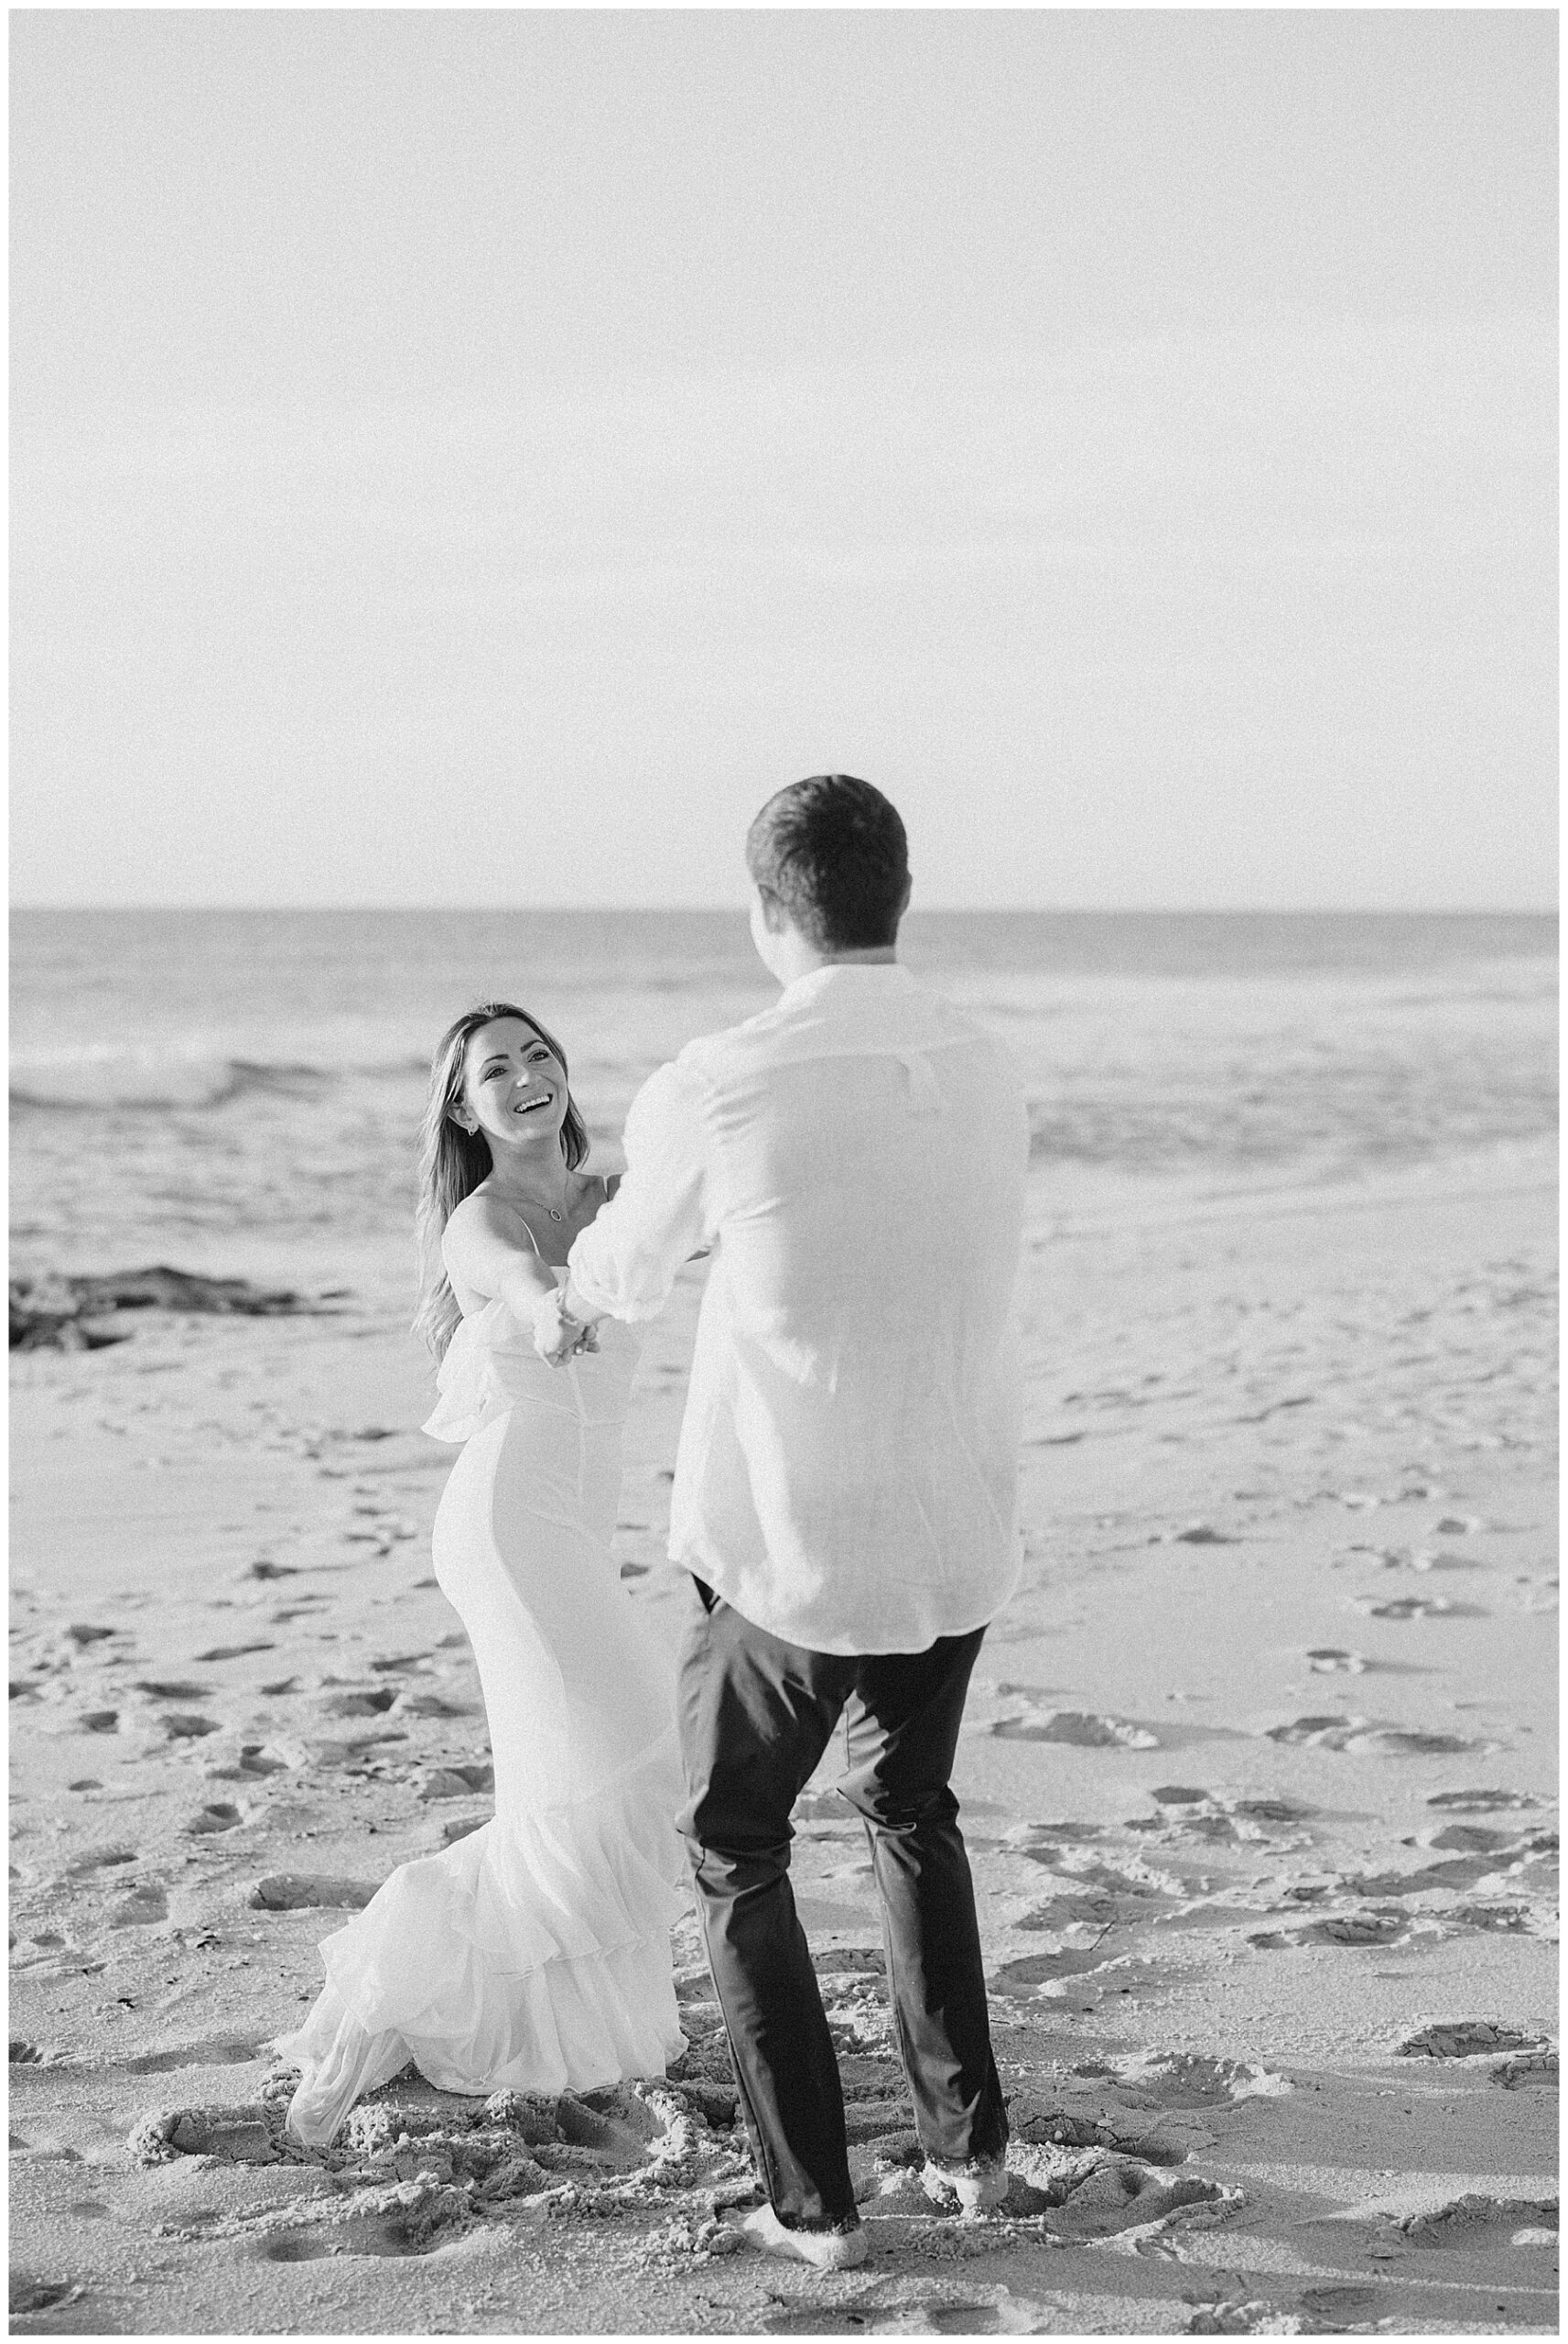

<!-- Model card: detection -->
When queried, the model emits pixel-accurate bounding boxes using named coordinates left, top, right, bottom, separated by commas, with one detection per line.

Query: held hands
left=533, top=1286, right=601, bottom=1368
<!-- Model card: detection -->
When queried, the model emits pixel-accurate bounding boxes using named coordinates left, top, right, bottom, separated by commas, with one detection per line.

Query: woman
left=277, top=1002, right=687, bottom=2145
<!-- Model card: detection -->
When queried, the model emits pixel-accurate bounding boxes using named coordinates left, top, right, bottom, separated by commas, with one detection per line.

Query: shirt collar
left=776, top=960, right=915, bottom=1012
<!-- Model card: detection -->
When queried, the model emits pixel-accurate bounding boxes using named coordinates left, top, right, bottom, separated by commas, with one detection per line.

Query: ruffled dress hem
left=275, top=1734, right=689, bottom=2145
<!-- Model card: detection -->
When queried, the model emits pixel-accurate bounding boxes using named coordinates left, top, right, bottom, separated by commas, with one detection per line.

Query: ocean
left=10, top=909, right=1557, bottom=1297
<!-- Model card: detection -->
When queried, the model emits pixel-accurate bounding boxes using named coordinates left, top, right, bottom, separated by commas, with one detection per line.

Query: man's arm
left=539, top=1060, right=712, bottom=1360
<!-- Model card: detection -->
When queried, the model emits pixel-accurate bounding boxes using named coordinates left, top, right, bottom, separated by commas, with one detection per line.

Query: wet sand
left=9, top=1141, right=1557, bottom=2335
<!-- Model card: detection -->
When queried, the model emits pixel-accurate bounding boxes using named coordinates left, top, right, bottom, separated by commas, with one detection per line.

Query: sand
left=8, top=1140, right=1557, bottom=2336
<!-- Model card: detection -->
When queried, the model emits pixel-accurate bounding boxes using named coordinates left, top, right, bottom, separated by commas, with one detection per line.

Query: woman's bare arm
left=442, top=1193, right=557, bottom=1328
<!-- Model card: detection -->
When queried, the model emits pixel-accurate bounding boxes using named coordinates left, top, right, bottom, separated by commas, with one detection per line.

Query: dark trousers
left=676, top=1577, right=1008, bottom=2230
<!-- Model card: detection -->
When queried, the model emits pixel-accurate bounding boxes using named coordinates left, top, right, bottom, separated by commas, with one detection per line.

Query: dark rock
left=10, top=1267, right=347, bottom=1351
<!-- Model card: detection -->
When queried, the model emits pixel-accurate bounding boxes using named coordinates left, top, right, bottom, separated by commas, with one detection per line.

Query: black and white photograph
left=8, top=6, right=1557, bottom=2335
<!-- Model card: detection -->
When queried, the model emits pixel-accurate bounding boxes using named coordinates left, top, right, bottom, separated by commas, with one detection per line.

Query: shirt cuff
left=566, top=1242, right=677, bottom=1323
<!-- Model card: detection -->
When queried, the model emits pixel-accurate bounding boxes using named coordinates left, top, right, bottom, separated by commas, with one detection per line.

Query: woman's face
left=453, top=1017, right=568, bottom=1156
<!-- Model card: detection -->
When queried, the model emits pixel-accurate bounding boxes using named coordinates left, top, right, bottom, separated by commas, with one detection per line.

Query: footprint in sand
left=134, top=1679, right=212, bottom=1701
left=1256, top=1907, right=1411, bottom=1950
left=124, top=2039, right=264, bottom=2075
left=773, top=2295, right=1057, bottom=2336
left=417, top=1763, right=493, bottom=1802
left=1305, top=1648, right=1367, bottom=1673
left=1229, top=1796, right=1315, bottom=1824
left=157, top=1713, right=222, bottom=1742
left=209, top=1744, right=292, bottom=1780
left=1263, top=1715, right=1365, bottom=1749
left=65, top=1846, right=137, bottom=1877
left=1356, top=1595, right=1487, bottom=1620
left=992, top=1947, right=1158, bottom=1999
left=1397, top=2020, right=1543, bottom=2059
left=1006, top=2092, right=1186, bottom=2166
left=994, top=1710, right=1159, bottom=1751
left=1346, top=1726, right=1490, bottom=1757
left=396, top=1691, right=475, bottom=1720
left=129, top=2102, right=276, bottom=2165
left=1416, top=1821, right=1522, bottom=1853
left=319, top=1687, right=397, bottom=1719
left=1044, top=2162, right=1238, bottom=2241
left=1398, top=2193, right=1559, bottom=2249
left=1297, top=2284, right=1382, bottom=2325
left=186, top=1802, right=244, bottom=1836
left=65, top=1624, right=121, bottom=1648
left=78, top=1710, right=119, bottom=1735
left=1492, top=2048, right=1558, bottom=2089
left=1109, top=2052, right=1292, bottom=2106
left=1428, top=1787, right=1538, bottom=1813
left=1263, top=1716, right=1486, bottom=1758
left=1019, top=1890, right=1121, bottom=1930
left=1183, top=2296, right=1286, bottom=2335
left=109, top=1881, right=169, bottom=1926
left=1346, top=1850, right=1530, bottom=1897
left=1448, top=1903, right=1535, bottom=1936
left=1143, top=1812, right=1239, bottom=1846
left=10, top=2279, right=81, bottom=2317
left=249, top=1873, right=378, bottom=1911
left=193, top=1643, right=276, bottom=1663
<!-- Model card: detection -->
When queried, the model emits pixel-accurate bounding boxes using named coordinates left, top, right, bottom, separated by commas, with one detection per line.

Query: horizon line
left=8, top=901, right=1560, bottom=921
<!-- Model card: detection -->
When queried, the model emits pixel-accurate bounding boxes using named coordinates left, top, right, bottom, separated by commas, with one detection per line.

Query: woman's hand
left=533, top=1286, right=600, bottom=1366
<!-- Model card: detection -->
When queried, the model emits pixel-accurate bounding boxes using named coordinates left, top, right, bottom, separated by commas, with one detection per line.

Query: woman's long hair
left=413, top=1001, right=589, bottom=1362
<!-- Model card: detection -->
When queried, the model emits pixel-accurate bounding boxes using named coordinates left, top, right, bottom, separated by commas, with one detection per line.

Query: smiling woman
left=276, top=996, right=685, bottom=2145
left=412, top=1000, right=594, bottom=1364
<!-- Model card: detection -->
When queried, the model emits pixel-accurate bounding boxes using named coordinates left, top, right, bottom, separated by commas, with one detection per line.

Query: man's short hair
left=746, top=775, right=910, bottom=952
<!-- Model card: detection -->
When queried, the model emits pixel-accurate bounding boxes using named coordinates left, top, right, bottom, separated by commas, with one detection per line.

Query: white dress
left=277, top=1271, right=688, bottom=2145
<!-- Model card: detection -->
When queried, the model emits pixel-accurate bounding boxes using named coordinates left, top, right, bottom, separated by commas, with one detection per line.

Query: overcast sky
left=11, top=9, right=1556, bottom=910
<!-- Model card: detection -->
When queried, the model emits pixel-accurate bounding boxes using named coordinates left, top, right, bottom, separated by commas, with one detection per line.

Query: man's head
left=745, top=776, right=912, bottom=976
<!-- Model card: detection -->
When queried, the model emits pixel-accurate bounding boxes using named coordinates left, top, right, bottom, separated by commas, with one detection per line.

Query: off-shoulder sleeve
left=567, top=1059, right=713, bottom=1323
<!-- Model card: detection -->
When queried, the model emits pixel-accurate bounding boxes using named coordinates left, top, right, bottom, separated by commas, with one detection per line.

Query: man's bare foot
left=739, top=2205, right=869, bottom=2270
left=920, top=2154, right=1010, bottom=2213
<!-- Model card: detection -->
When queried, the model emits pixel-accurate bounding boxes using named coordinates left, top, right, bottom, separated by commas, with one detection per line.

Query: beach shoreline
left=9, top=1136, right=1557, bottom=2335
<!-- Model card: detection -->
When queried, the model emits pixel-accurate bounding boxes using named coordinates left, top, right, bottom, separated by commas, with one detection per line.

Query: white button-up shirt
left=568, top=961, right=1029, bottom=1655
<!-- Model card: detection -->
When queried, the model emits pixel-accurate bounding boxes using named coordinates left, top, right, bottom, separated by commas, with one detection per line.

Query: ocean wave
left=9, top=1053, right=337, bottom=1114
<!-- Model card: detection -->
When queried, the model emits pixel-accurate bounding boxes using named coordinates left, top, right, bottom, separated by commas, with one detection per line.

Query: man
left=539, top=775, right=1028, bottom=2270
